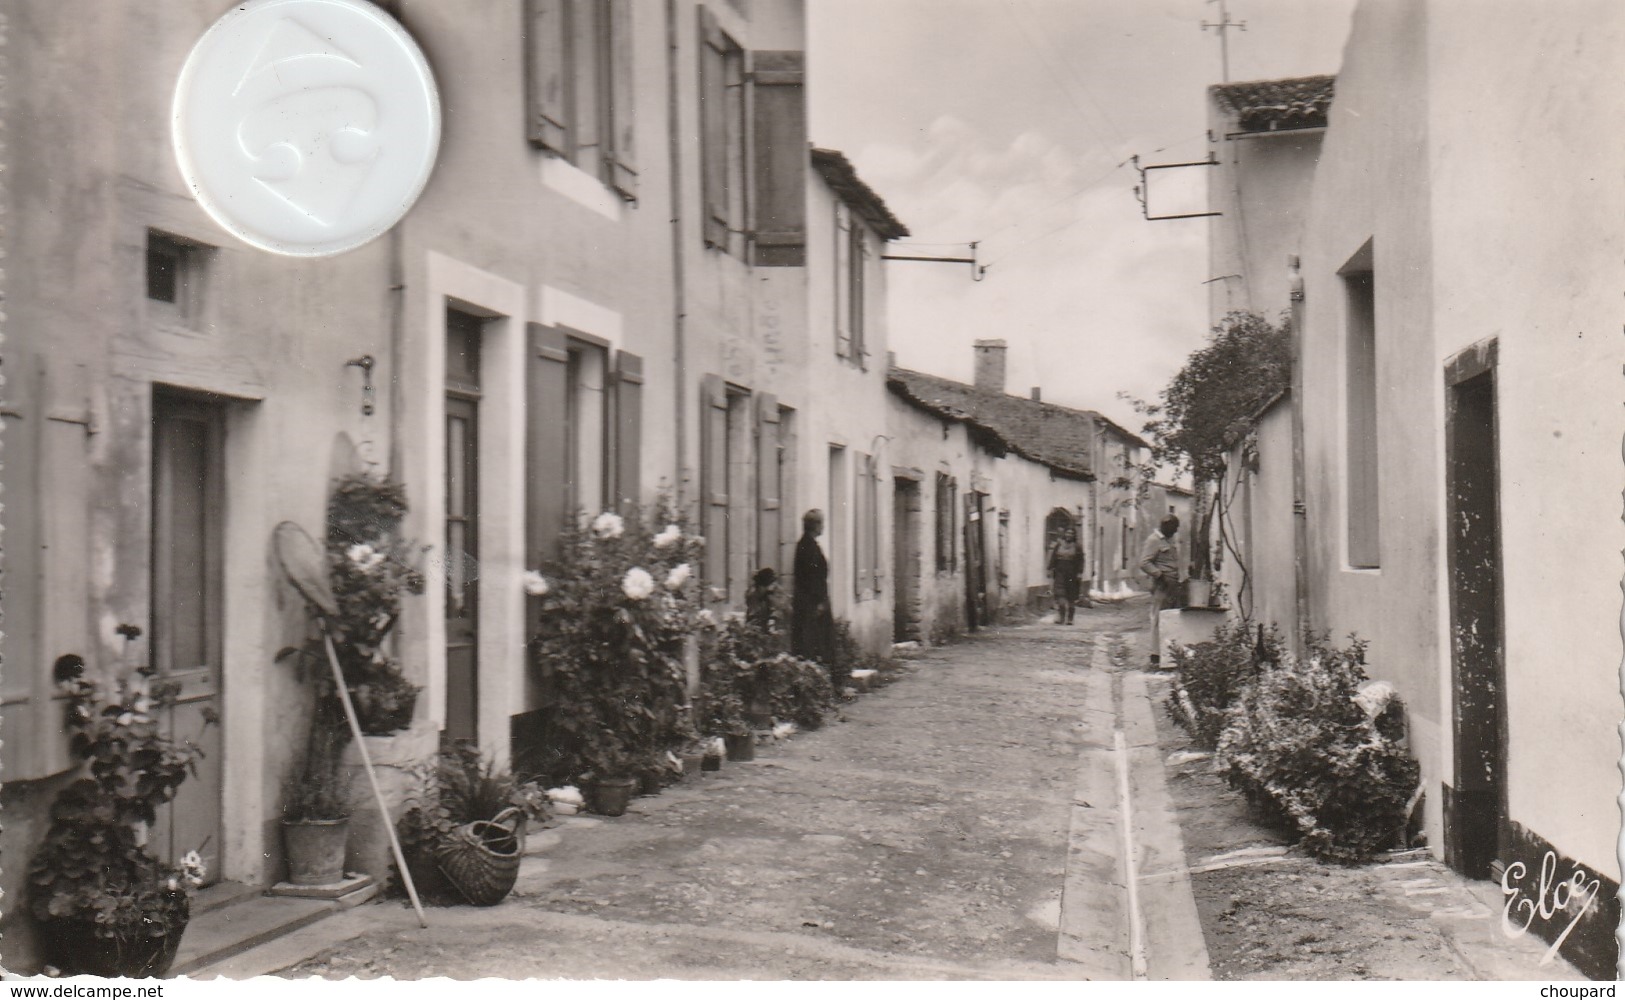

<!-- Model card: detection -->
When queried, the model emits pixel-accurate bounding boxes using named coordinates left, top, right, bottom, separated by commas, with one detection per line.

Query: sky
left=808, top=0, right=1356, bottom=431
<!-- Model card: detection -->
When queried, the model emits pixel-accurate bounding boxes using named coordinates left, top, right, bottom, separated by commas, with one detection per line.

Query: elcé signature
left=1501, top=850, right=1602, bottom=966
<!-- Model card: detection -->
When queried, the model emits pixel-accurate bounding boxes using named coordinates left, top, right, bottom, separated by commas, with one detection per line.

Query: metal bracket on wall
left=46, top=410, right=97, bottom=436
left=882, top=240, right=989, bottom=281
left=1132, top=153, right=1221, bottom=221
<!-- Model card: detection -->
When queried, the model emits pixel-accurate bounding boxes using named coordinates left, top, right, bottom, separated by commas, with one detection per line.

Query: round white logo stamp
left=172, top=0, right=440, bottom=257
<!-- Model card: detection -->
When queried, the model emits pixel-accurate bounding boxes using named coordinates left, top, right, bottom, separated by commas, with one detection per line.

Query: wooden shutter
left=8, top=361, right=88, bottom=780
left=854, top=453, right=872, bottom=595
left=870, top=457, right=884, bottom=593
left=748, top=51, right=805, bottom=266
left=699, top=7, right=729, bottom=248
left=527, top=324, right=570, bottom=569
left=755, top=393, right=781, bottom=576
left=525, top=0, right=571, bottom=154
left=852, top=227, right=870, bottom=363
left=699, top=374, right=729, bottom=592
left=606, top=0, right=638, bottom=200
left=834, top=204, right=853, bottom=358
left=612, top=349, right=643, bottom=511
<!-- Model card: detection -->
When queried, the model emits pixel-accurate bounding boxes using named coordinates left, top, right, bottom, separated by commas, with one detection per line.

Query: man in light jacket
left=1138, top=515, right=1182, bottom=667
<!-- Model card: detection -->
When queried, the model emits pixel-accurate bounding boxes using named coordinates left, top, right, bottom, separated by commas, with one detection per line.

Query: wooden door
left=963, top=491, right=987, bottom=629
left=892, top=478, right=921, bottom=642
left=150, top=393, right=225, bottom=882
left=445, top=394, right=480, bottom=743
left=1445, top=350, right=1506, bottom=879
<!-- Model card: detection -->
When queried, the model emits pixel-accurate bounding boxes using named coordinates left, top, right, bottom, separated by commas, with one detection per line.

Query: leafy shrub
left=1216, top=633, right=1421, bottom=863
left=528, top=503, right=706, bottom=782
left=1166, top=618, right=1283, bottom=749
left=754, top=652, right=835, bottom=728
left=698, top=616, right=832, bottom=733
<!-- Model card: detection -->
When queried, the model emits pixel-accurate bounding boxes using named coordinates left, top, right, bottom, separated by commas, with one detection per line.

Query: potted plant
left=701, top=738, right=725, bottom=772
left=28, top=629, right=211, bottom=978
left=281, top=737, right=352, bottom=886
left=396, top=745, right=550, bottom=906
left=695, top=681, right=753, bottom=762
left=580, top=731, right=640, bottom=816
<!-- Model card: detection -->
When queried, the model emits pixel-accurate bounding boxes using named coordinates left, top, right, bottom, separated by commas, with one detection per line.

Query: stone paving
left=277, top=606, right=1142, bottom=980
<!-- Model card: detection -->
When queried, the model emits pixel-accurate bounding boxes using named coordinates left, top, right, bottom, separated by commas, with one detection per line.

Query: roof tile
left=1211, top=74, right=1335, bottom=133
left=887, top=367, right=1143, bottom=481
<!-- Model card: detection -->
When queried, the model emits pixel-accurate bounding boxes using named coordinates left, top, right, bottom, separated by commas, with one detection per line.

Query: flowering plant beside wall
left=324, top=472, right=426, bottom=735
left=527, top=501, right=707, bottom=783
left=29, top=628, right=212, bottom=977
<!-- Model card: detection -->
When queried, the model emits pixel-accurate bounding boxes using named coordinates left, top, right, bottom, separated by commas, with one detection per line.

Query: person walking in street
left=1045, top=523, right=1085, bottom=624
left=792, top=509, right=836, bottom=671
left=1138, top=514, right=1182, bottom=667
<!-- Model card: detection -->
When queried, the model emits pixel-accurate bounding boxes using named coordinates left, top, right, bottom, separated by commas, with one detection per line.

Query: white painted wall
left=1423, top=0, right=1624, bottom=880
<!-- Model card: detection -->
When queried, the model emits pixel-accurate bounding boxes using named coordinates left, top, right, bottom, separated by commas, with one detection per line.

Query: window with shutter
left=606, top=0, right=638, bottom=199
left=699, top=7, right=745, bottom=254
left=564, top=339, right=610, bottom=517
left=755, top=392, right=782, bottom=577
left=526, top=0, right=637, bottom=200
left=612, top=350, right=643, bottom=510
left=699, top=374, right=730, bottom=595
left=748, top=51, right=805, bottom=266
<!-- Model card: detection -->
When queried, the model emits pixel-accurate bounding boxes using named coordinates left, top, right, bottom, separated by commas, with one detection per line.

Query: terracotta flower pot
left=283, top=817, right=350, bottom=885
left=592, top=777, right=637, bottom=817
left=701, top=752, right=723, bottom=772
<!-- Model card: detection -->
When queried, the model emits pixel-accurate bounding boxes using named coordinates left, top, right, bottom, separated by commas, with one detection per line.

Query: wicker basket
left=435, top=807, right=527, bottom=906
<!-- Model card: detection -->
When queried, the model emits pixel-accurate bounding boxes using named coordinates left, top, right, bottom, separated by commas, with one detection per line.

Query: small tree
left=1124, top=311, right=1291, bottom=579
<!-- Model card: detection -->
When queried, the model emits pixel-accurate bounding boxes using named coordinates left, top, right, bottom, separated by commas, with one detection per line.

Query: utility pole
left=1202, top=0, right=1246, bottom=84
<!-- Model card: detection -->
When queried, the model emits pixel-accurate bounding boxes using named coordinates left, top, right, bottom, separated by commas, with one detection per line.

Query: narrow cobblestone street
left=271, top=603, right=1168, bottom=980
left=214, top=598, right=1582, bottom=982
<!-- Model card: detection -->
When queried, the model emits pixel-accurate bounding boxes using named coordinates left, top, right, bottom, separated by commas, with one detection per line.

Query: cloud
left=853, top=115, right=1208, bottom=430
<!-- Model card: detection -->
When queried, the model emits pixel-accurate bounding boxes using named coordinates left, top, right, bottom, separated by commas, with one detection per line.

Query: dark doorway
left=150, top=390, right=225, bottom=883
left=892, top=478, right=922, bottom=642
left=1444, top=342, right=1506, bottom=880
left=445, top=308, right=484, bottom=743
left=1045, top=507, right=1077, bottom=548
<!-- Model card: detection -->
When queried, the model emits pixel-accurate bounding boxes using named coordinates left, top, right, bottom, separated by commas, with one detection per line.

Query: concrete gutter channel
left=182, top=628, right=1214, bottom=980
left=1058, top=639, right=1211, bottom=980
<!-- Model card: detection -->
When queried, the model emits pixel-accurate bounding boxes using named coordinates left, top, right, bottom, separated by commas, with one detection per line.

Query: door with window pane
left=445, top=309, right=483, bottom=743
left=150, top=393, right=225, bottom=883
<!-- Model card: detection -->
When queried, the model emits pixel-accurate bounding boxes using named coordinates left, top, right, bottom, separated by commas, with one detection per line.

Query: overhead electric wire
left=1014, top=0, right=1130, bottom=147
left=1002, top=0, right=1124, bottom=159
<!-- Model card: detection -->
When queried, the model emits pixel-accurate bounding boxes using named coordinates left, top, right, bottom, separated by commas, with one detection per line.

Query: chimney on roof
left=1030, top=386, right=1042, bottom=402
left=973, top=339, right=1007, bottom=394
left=887, top=350, right=897, bottom=370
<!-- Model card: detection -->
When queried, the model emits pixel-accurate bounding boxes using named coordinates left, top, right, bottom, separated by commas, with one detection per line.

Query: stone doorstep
left=168, top=879, right=379, bottom=978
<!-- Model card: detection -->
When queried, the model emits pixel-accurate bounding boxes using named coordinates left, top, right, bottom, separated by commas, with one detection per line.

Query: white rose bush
left=527, top=500, right=708, bottom=788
